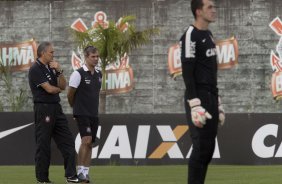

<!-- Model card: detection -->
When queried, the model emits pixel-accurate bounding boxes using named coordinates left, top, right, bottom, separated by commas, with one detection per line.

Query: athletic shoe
left=77, top=173, right=91, bottom=183
left=77, top=173, right=87, bottom=182
left=85, top=174, right=90, bottom=183
left=66, top=175, right=80, bottom=183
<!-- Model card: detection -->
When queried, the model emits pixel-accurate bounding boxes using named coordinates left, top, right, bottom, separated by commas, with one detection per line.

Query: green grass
left=0, top=165, right=282, bottom=184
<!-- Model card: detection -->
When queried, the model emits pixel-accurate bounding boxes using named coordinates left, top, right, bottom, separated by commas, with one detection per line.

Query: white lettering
left=157, top=126, right=183, bottom=158
left=276, top=75, right=282, bottom=92
left=105, top=71, right=131, bottom=90
left=1, top=46, right=35, bottom=66
left=134, top=126, right=150, bottom=158
left=13, top=47, right=26, bottom=65
left=206, top=48, right=217, bottom=57
left=252, top=124, right=277, bottom=158
left=216, top=44, right=235, bottom=64
left=99, top=126, right=132, bottom=158
left=173, top=49, right=181, bottom=68
left=26, top=45, right=34, bottom=64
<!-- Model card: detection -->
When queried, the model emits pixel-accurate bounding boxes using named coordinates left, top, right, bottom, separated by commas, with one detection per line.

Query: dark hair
left=37, top=41, right=52, bottom=57
left=191, top=0, right=204, bottom=19
left=84, top=46, right=98, bottom=57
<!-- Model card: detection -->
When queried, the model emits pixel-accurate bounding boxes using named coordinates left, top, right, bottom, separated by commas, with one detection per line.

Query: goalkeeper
left=179, top=0, right=225, bottom=183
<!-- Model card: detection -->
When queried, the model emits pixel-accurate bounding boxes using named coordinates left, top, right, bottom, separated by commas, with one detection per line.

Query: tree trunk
left=99, top=66, right=107, bottom=114
left=99, top=91, right=106, bottom=114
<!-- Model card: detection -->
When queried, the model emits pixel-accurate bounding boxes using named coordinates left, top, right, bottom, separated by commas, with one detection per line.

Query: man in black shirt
left=67, top=46, right=102, bottom=183
left=180, top=0, right=225, bottom=183
left=28, top=42, right=80, bottom=183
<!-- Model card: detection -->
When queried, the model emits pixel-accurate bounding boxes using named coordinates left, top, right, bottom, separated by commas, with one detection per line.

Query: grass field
left=1, top=165, right=282, bottom=184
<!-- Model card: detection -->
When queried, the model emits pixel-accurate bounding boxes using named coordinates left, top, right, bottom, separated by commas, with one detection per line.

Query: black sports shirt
left=180, top=25, right=218, bottom=100
left=69, top=65, right=102, bottom=117
left=28, top=59, right=60, bottom=103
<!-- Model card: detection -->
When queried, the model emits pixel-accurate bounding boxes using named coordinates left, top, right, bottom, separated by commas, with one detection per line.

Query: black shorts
left=75, top=116, right=99, bottom=142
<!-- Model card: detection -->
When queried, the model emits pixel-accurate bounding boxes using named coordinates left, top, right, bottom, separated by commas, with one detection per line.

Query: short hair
left=37, top=42, right=52, bottom=58
left=191, top=0, right=204, bottom=19
left=84, top=45, right=98, bottom=57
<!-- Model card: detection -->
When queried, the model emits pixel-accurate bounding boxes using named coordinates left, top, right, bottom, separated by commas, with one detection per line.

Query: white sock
left=83, top=167, right=90, bottom=175
left=77, top=166, right=85, bottom=174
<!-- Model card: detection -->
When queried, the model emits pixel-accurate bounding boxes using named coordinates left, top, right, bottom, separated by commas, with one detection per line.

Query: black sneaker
left=66, top=175, right=80, bottom=183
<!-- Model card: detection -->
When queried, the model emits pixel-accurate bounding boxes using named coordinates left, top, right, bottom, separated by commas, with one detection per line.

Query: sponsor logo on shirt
left=86, top=127, right=91, bottom=133
left=45, top=116, right=51, bottom=123
left=85, top=79, right=91, bottom=84
left=206, top=48, right=217, bottom=57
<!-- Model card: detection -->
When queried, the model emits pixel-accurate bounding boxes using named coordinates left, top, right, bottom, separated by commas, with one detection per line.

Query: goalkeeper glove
left=218, top=97, right=225, bottom=126
left=188, top=98, right=212, bottom=128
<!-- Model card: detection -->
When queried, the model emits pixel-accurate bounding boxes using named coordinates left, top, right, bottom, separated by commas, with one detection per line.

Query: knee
left=190, top=139, right=215, bottom=165
left=81, top=136, right=92, bottom=148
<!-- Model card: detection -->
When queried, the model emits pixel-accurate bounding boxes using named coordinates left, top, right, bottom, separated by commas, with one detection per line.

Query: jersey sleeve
left=29, top=67, right=48, bottom=88
left=180, top=26, right=198, bottom=100
left=69, top=71, right=81, bottom=88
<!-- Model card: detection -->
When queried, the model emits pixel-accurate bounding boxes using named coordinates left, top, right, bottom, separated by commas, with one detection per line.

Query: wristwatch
left=56, top=69, right=63, bottom=77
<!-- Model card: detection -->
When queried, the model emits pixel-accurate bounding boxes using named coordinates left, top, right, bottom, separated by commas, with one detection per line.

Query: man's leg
left=83, top=117, right=99, bottom=181
left=76, top=116, right=96, bottom=182
left=185, top=91, right=218, bottom=184
left=188, top=130, right=215, bottom=184
left=34, top=104, right=54, bottom=182
left=78, top=136, right=92, bottom=179
left=53, top=105, right=77, bottom=179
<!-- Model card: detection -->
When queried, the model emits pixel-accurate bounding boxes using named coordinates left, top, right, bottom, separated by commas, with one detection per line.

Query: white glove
left=218, top=97, right=225, bottom=126
left=188, top=98, right=212, bottom=128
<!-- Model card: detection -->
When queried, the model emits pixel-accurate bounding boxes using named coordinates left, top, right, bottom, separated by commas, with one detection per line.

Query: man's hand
left=218, top=97, right=225, bottom=126
left=188, top=98, right=212, bottom=128
left=49, top=60, right=61, bottom=71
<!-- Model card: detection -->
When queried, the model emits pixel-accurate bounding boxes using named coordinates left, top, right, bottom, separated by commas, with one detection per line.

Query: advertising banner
left=0, top=39, right=37, bottom=72
left=269, top=17, right=282, bottom=100
left=168, top=37, right=238, bottom=79
left=1, top=113, right=282, bottom=165
left=70, top=11, right=134, bottom=94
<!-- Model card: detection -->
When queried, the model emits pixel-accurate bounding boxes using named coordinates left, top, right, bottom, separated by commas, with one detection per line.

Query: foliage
left=72, top=15, right=159, bottom=72
left=72, top=15, right=159, bottom=113
left=0, top=58, right=28, bottom=112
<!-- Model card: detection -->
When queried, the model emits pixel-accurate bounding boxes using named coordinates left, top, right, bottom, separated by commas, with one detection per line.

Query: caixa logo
left=252, top=124, right=282, bottom=158
left=75, top=125, right=220, bottom=159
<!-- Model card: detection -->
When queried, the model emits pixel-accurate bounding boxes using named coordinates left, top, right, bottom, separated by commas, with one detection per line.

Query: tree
left=0, top=58, right=28, bottom=112
left=72, top=15, right=159, bottom=113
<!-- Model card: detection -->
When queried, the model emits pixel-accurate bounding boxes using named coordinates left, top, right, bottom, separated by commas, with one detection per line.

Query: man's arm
left=49, top=60, right=66, bottom=90
left=68, top=70, right=81, bottom=107
left=57, top=74, right=67, bottom=90
left=67, top=87, right=77, bottom=107
left=41, top=82, right=62, bottom=94
left=29, top=66, right=62, bottom=94
left=180, top=26, right=197, bottom=99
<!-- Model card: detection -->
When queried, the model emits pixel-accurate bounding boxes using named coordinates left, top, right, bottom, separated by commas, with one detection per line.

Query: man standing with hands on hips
left=180, top=0, right=225, bottom=183
left=28, top=42, right=80, bottom=183
left=68, top=46, right=102, bottom=183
